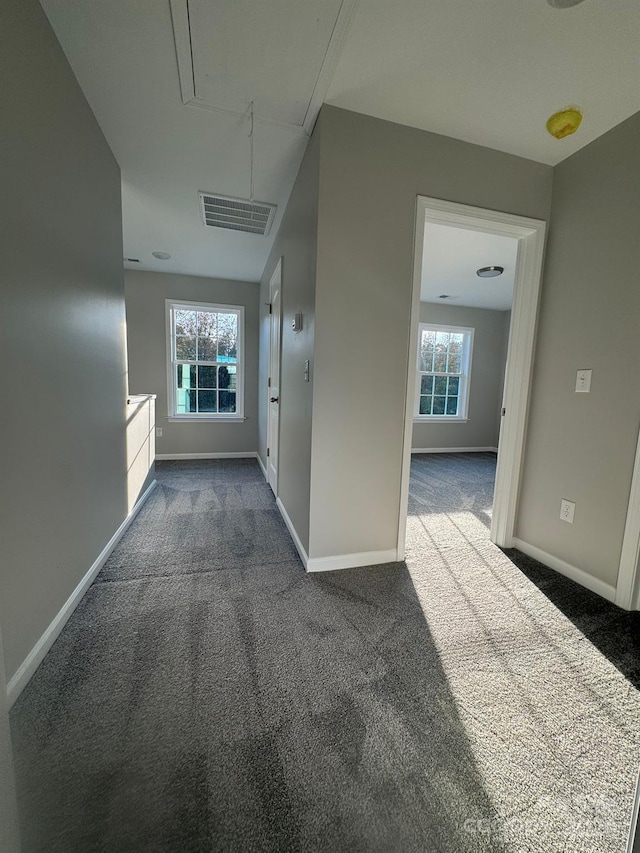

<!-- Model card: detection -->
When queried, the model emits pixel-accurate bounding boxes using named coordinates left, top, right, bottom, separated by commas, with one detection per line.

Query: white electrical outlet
left=560, top=499, right=575, bottom=524
left=156, top=427, right=163, bottom=438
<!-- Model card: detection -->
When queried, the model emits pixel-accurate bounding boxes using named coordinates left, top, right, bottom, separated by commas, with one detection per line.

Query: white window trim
left=413, top=323, right=474, bottom=422
left=166, top=299, right=245, bottom=421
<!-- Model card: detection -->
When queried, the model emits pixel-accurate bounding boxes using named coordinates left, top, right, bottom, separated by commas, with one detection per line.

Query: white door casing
left=398, top=197, right=547, bottom=558
left=267, top=259, right=282, bottom=494
left=616, top=422, right=640, bottom=610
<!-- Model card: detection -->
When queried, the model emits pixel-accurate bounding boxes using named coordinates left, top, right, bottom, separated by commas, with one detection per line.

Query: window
left=167, top=301, right=244, bottom=419
left=414, top=323, right=474, bottom=421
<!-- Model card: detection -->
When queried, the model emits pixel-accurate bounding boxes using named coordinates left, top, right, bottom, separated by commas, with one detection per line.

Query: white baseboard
left=274, top=497, right=398, bottom=573
left=156, top=451, right=258, bottom=460
left=276, top=497, right=309, bottom=568
left=256, top=454, right=268, bottom=481
left=512, top=537, right=616, bottom=604
left=6, top=479, right=158, bottom=708
left=412, top=446, right=498, bottom=454
left=306, top=549, right=399, bottom=573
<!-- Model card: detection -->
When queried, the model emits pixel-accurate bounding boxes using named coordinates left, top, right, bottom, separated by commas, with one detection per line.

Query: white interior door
left=267, top=259, right=282, bottom=494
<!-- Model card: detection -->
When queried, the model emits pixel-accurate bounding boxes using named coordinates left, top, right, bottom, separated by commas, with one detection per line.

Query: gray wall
left=412, top=303, right=510, bottom=451
left=259, top=123, right=321, bottom=552
left=0, top=0, right=128, bottom=680
left=125, top=270, right=259, bottom=456
left=307, top=105, right=553, bottom=560
left=517, top=111, right=640, bottom=587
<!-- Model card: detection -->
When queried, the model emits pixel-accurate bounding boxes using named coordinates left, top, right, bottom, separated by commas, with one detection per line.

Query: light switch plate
left=575, top=369, right=592, bottom=393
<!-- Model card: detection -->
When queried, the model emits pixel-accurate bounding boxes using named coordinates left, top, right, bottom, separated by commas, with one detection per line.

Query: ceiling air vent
left=199, top=193, right=277, bottom=236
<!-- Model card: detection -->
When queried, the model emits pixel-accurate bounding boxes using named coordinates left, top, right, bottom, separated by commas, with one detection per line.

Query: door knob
left=270, top=396, right=279, bottom=403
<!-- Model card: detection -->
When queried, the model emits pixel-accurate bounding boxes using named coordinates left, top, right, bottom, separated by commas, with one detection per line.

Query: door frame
left=267, top=257, right=282, bottom=495
left=616, top=426, right=640, bottom=610
left=397, top=196, right=547, bottom=558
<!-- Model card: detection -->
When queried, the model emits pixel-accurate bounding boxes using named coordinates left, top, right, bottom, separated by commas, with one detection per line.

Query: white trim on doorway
left=397, top=197, right=547, bottom=559
left=615, top=425, right=640, bottom=610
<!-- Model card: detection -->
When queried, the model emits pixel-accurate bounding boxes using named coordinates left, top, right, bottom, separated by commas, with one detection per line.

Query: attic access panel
left=170, top=0, right=356, bottom=133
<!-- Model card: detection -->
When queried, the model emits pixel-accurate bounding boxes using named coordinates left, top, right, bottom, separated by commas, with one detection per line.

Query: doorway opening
left=398, top=197, right=546, bottom=558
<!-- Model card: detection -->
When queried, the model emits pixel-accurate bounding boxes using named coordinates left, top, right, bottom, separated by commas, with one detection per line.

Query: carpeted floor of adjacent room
left=10, top=453, right=640, bottom=852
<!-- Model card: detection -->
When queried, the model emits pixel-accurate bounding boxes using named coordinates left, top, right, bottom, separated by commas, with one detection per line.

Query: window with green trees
left=167, top=301, right=244, bottom=418
left=414, top=324, right=474, bottom=420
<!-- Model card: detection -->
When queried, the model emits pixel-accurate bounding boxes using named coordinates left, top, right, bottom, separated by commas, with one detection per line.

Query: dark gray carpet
left=101, top=461, right=298, bottom=579
left=10, top=454, right=640, bottom=852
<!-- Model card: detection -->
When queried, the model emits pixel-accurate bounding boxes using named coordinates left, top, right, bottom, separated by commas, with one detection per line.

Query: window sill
left=168, top=416, right=246, bottom=423
left=413, top=417, right=468, bottom=423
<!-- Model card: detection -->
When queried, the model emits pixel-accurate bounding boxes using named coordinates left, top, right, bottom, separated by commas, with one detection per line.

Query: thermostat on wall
left=292, top=313, right=303, bottom=332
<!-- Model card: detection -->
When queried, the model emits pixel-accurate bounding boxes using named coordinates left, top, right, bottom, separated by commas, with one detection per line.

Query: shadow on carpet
left=9, top=457, right=640, bottom=853
left=505, top=547, right=640, bottom=691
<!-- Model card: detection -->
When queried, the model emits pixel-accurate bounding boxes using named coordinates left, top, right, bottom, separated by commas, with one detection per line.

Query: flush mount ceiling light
left=477, top=266, right=504, bottom=278
left=547, top=0, right=587, bottom=7
left=152, top=251, right=171, bottom=260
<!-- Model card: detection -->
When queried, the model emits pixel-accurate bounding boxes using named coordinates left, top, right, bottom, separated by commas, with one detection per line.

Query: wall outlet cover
left=560, top=498, right=575, bottom=523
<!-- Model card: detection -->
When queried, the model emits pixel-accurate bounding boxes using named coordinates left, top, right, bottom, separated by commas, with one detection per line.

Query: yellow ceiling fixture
left=546, top=108, right=583, bottom=139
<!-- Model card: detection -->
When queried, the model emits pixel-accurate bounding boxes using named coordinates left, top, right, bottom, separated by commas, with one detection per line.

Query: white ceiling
left=327, top=0, right=640, bottom=166
left=421, top=223, right=518, bottom=311
left=40, top=0, right=640, bottom=283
